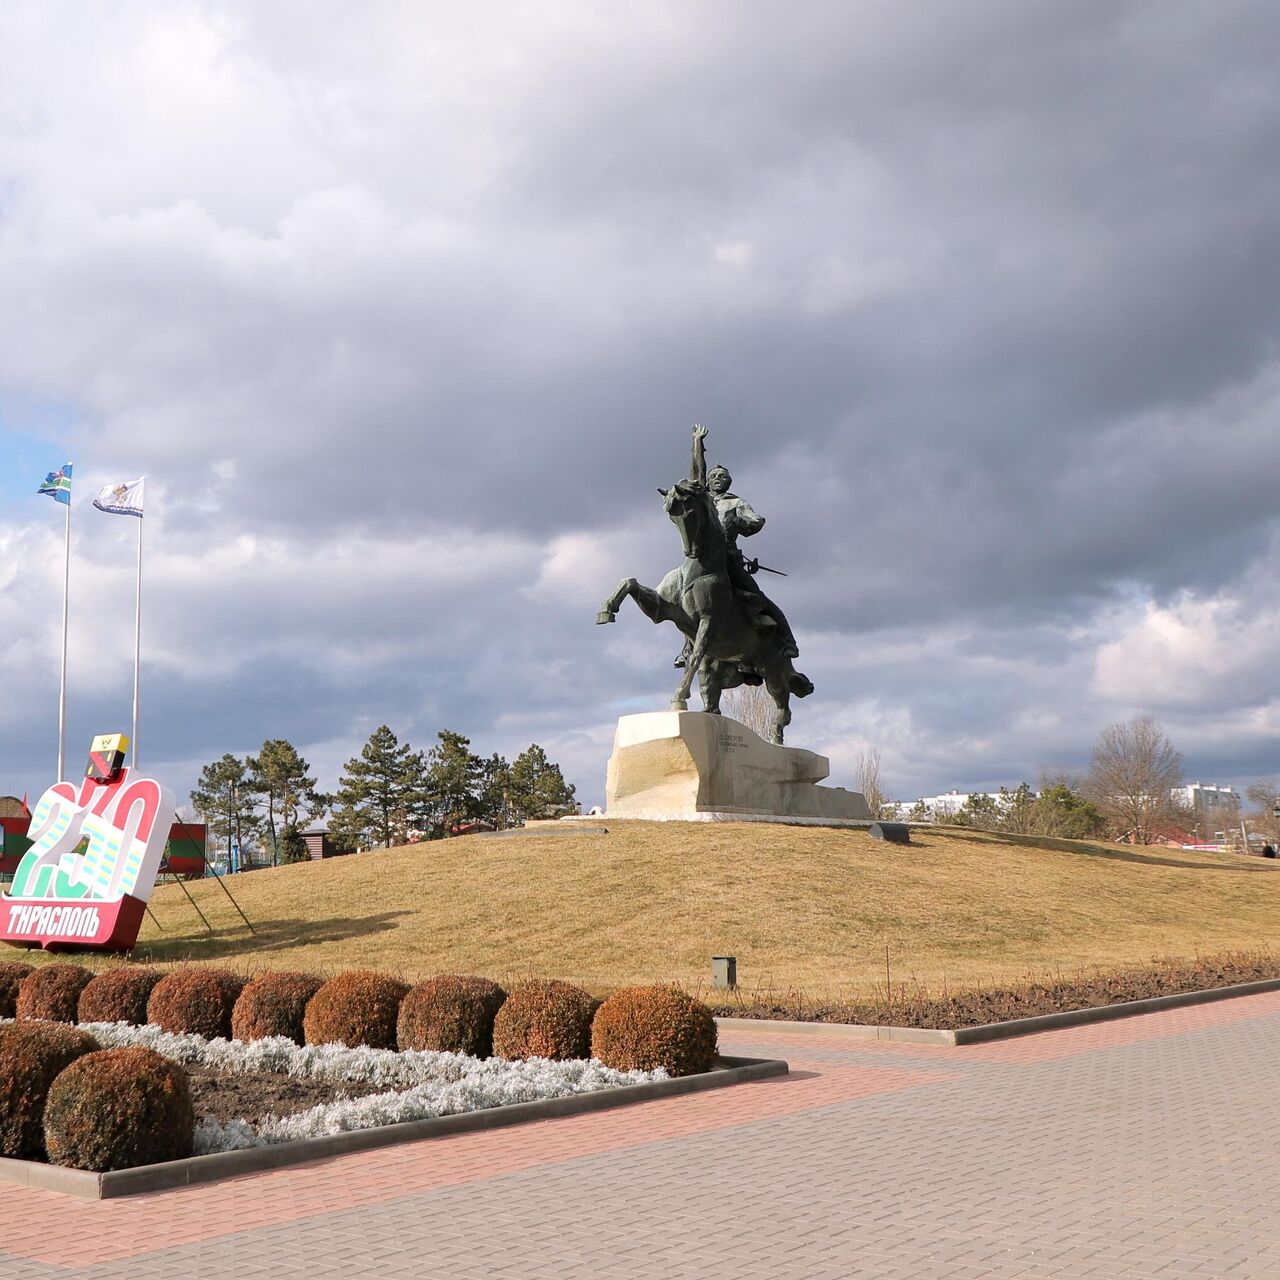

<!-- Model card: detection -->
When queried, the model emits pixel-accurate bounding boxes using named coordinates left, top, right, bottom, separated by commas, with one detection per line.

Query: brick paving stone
left=2, top=992, right=1280, bottom=1276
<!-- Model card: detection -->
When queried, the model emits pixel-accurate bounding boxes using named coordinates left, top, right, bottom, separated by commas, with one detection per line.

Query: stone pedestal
left=604, top=711, right=872, bottom=826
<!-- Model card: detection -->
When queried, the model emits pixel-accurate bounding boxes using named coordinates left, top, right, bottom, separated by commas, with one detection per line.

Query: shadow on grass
left=130, top=911, right=412, bottom=963
left=925, top=827, right=1279, bottom=873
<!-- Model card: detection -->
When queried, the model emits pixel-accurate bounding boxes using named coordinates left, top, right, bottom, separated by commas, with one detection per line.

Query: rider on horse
left=675, top=424, right=799, bottom=668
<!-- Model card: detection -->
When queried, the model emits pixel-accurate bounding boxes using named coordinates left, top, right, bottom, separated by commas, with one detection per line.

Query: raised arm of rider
left=690, top=423, right=708, bottom=485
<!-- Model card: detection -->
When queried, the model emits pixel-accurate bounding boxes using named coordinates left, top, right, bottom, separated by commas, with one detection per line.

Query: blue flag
left=38, top=463, right=73, bottom=505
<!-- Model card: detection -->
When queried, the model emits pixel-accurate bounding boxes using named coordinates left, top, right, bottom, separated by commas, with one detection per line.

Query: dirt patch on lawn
left=187, top=1065, right=391, bottom=1125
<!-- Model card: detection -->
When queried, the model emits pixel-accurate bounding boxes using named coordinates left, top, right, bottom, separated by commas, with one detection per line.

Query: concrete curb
left=0, top=1054, right=787, bottom=1200
left=717, top=975, right=1280, bottom=1046
left=716, top=1017, right=955, bottom=1044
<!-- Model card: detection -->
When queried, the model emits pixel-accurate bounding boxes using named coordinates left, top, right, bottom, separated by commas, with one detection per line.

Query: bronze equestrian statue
left=596, top=425, right=812, bottom=744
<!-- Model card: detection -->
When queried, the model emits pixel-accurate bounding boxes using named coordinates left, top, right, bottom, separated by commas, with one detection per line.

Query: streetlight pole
left=228, top=781, right=237, bottom=874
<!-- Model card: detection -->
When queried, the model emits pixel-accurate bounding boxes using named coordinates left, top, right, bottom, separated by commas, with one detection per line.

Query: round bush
left=303, top=971, right=409, bottom=1049
left=0, top=1022, right=98, bottom=1159
left=397, top=975, right=508, bottom=1056
left=591, top=985, right=718, bottom=1077
left=44, top=1046, right=193, bottom=1171
left=232, top=971, right=325, bottom=1044
left=491, top=979, right=598, bottom=1061
left=147, top=968, right=246, bottom=1039
left=77, top=967, right=164, bottom=1027
left=0, top=962, right=33, bottom=1018
left=16, top=964, right=92, bottom=1023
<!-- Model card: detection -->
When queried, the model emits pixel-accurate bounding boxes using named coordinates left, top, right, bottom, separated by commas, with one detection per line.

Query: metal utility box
left=712, top=956, right=737, bottom=990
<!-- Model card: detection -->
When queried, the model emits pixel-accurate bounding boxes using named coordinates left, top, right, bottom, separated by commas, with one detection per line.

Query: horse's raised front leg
left=597, top=578, right=638, bottom=624
left=598, top=577, right=676, bottom=629
left=673, top=616, right=711, bottom=710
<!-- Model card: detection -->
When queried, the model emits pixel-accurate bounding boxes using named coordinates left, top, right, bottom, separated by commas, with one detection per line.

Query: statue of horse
left=595, top=478, right=813, bottom=744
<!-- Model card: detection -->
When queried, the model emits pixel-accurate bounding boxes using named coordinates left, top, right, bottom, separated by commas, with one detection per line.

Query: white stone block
left=604, top=711, right=872, bottom=825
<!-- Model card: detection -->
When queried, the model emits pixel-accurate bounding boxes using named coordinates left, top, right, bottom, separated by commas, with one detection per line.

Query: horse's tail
left=790, top=671, right=815, bottom=698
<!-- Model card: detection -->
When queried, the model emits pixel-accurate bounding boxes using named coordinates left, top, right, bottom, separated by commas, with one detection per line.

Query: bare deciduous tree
left=720, top=683, right=776, bottom=740
left=1246, top=779, right=1280, bottom=845
left=853, top=744, right=887, bottom=820
left=1083, top=716, right=1183, bottom=845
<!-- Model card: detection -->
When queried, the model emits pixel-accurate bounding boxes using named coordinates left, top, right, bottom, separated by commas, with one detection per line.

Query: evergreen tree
left=998, top=783, right=1037, bottom=835
left=1030, top=779, right=1107, bottom=839
left=246, top=739, right=327, bottom=865
left=330, top=725, right=419, bottom=850
left=952, top=792, right=1000, bottom=830
left=508, top=744, right=577, bottom=822
left=475, top=752, right=513, bottom=829
left=417, top=730, right=484, bottom=837
left=278, top=822, right=309, bottom=864
left=190, top=753, right=261, bottom=864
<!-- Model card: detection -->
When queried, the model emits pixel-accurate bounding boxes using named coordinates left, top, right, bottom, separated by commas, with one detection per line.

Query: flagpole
left=57, top=499, right=71, bottom=781
left=132, top=512, right=142, bottom=769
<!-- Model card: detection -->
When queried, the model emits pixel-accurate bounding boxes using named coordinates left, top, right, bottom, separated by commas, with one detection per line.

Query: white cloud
left=3, top=1, right=1280, bottom=808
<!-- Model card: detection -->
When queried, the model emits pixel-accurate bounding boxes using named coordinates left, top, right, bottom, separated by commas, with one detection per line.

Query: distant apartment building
left=887, top=790, right=1013, bottom=821
left=1170, top=782, right=1240, bottom=827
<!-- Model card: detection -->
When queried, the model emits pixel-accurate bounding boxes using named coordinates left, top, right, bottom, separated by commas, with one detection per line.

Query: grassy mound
left=121, top=821, right=1280, bottom=997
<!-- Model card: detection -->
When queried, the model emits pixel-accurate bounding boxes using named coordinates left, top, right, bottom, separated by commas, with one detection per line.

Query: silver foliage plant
left=75, top=1020, right=664, bottom=1154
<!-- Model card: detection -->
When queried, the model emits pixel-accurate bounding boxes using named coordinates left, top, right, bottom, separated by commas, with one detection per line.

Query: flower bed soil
left=708, top=949, right=1280, bottom=1030
left=186, top=1065, right=388, bottom=1126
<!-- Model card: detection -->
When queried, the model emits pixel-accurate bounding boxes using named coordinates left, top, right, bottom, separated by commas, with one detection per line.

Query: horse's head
left=659, top=479, right=720, bottom=561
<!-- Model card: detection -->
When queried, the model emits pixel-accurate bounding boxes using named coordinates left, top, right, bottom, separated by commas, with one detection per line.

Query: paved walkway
left=4, top=993, right=1280, bottom=1278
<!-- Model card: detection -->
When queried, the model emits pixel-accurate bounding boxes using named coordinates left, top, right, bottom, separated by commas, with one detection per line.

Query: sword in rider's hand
left=743, top=557, right=787, bottom=577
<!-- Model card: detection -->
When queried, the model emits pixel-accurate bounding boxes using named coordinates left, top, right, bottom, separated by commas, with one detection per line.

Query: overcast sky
left=2, top=1, right=1279, bottom=809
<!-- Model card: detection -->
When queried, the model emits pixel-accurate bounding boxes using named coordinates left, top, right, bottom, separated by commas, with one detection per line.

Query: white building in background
left=885, top=790, right=1015, bottom=821
left=1170, top=782, right=1240, bottom=823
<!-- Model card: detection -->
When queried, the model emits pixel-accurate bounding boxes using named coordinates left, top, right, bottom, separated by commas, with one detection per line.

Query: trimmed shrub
left=303, top=971, right=409, bottom=1049
left=147, top=968, right=246, bottom=1039
left=0, top=1022, right=99, bottom=1159
left=44, top=1046, right=193, bottom=1171
left=491, top=979, right=598, bottom=1061
left=591, top=985, right=718, bottom=1077
left=16, top=964, right=92, bottom=1023
left=78, top=967, right=164, bottom=1027
left=0, top=962, right=33, bottom=1018
left=232, top=971, right=325, bottom=1044
left=397, top=975, right=508, bottom=1056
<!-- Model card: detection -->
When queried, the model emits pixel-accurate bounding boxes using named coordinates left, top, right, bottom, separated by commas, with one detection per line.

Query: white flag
left=93, top=478, right=145, bottom=518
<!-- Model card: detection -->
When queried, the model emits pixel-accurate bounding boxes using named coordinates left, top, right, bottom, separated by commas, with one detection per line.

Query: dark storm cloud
left=2, top=1, right=1280, bottom=804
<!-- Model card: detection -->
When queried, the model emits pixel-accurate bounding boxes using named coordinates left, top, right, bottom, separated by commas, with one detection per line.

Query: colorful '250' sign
left=1, top=769, right=176, bottom=951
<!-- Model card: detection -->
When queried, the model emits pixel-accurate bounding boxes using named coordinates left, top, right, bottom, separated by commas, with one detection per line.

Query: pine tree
left=999, top=783, right=1037, bottom=835
left=330, top=725, right=419, bottom=850
left=278, top=823, right=310, bottom=863
left=508, top=744, right=577, bottom=822
left=475, top=753, right=513, bottom=829
left=1031, top=777, right=1107, bottom=839
left=246, top=739, right=327, bottom=865
left=952, top=792, right=1000, bottom=830
left=416, top=730, right=484, bottom=837
left=190, top=753, right=261, bottom=864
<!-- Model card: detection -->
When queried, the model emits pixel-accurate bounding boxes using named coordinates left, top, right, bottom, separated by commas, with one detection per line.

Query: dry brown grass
left=90, top=821, right=1280, bottom=1000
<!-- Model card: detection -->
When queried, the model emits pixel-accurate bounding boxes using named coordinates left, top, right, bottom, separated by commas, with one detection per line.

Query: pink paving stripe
left=965, top=988, right=1280, bottom=1064
left=0, top=1061, right=948, bottom=1269
left=720, top=1029, right=958, bottom=1057
left=720, top=990, right=1280, bottom=1066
